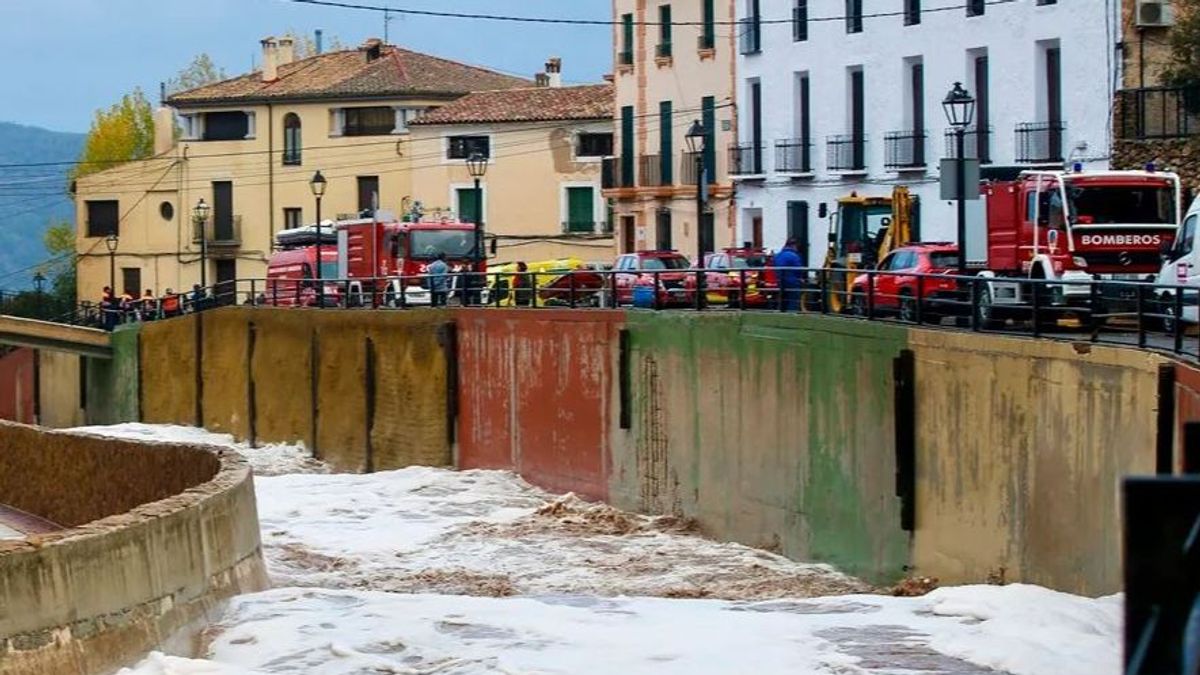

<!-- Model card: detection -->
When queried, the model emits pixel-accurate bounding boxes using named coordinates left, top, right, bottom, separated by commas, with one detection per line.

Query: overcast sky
left=0, top=0, right=612, bottom=133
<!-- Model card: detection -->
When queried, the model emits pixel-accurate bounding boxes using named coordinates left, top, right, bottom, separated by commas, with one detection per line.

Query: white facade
left=734, top=0, right=1121, bottom=263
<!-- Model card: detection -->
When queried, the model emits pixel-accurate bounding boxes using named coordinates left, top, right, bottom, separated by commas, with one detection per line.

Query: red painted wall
left=0, top=348, right=36, bottom=424
left=455, top=309, right=621, bottom=501
left=1175, top=362, right=1200, bottom=471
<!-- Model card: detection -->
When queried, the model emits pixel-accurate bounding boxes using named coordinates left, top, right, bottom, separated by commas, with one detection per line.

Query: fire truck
left=971, top=167, right=1180, bottom=327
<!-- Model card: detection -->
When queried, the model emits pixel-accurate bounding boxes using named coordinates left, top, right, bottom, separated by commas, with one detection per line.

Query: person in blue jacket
left=773, top=239, right=805, bottom=311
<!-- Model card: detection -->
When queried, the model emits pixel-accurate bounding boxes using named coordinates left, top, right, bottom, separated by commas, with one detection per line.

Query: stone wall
left=0, top=422, right=267, bottom=675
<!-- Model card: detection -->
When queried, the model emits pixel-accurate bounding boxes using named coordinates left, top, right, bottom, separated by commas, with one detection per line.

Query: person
left=427, top=253, right=449, bottom=307
left=140, top=289, right=157, bottom=321
left=99, top=286, right=118, bottom=330
left=189, top=284, right=208, bottom=313
left=161, top=289, right=182, bottom=318
left=513, top=261, right=533, bottom=307
left=774, top=239, right=805, bottom=312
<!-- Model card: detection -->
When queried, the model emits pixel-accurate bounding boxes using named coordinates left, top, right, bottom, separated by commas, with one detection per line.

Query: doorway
left=215, top=259, right=237, bottom=306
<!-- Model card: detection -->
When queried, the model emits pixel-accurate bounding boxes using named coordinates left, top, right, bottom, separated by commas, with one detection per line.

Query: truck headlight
left=1072, top=256, right=1088, bottom=268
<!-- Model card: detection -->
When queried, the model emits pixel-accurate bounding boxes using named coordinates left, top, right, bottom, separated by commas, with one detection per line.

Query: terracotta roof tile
left=409, top=84, right=614, bottom=125
left=167, top=45, right=530, bottom=106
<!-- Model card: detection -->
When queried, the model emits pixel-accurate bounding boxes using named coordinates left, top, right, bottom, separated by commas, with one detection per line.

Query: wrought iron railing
left=827, top=134, right=867, bottom=171
left=739, top=17, right=761, bottom=55
left=884, top=130, right=927, bottom=170
left=638, top=155, right=666, bottom=187
left=775, top=139, right=812, bottom=174
left=1118, top=86, right=1200, bottom=140
left=1015, top=121, right=1066, bottom=164
left=729, top=144, right=764, bottom=175
left=943, top=126, right=992, bottom=164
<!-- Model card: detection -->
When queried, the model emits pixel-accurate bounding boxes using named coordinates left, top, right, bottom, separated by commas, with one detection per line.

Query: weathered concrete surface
left=37, top=350, right=84, bottom=428
left=140, top=317, right=196, bottom=425
left=610, top=312, right=911, bottom=585
left=0, top=422, right=267, bottom=675
left=201, top=310, right=250, bottom=439
left=457, top=309, right=620, bottom=500
left=248, top=309, right=314, bottom=449
left=0, top=348, right=35, bottom=425
left=85, top=325, right=140, bottom=425
left=1174, top=361, right=1200, bottom=474
left=0, top=315, right=110, bottom=359
left=909, top=331, right=1161, bottom=596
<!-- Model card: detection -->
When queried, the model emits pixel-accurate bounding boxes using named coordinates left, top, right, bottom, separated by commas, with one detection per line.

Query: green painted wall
left=85, top=324, right=140, bottom=425
left=610, top=312, right=911, bottom=584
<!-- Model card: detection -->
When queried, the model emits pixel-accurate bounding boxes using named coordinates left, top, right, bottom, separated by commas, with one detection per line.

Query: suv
left=613, top=251, right=693, bottom=306
left=686, top=248, right=778, bottom=307
left=848, top=243, right=961, bottom=322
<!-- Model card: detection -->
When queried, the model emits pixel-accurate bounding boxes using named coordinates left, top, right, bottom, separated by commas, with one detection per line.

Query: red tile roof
left=167, top=45, right=531, bottom=106
left=409, top=84, right=614, bottom=125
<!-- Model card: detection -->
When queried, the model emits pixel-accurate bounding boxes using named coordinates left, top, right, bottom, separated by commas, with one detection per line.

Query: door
left=750, top=81, right=763, bottom=173
left=212, top=181, right=233, bottom=242
left=566, top=187, right=594, bottom=233
left=1046, top=47, right=1062, bottom=160
left=656, top=209, right=672, bottom=250
left=850, top=71, right=865, bottom=169
left=357, top=176, right=380, bottom=215
left=700, top=211, right=715, bottom=255
left=457, top=187, right=481, bottom=225
left=121, top=267, right=141, bottom=298
left=873, top=251, right=905, bottom=308
left=621, top=215, right=636, bottom=253
left=751, top=216, right=763, bottom=249
left=215, top=259, right=237, bottom=306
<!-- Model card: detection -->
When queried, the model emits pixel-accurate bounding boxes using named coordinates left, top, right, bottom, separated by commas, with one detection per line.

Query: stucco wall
left=456, top=309, right=620, bottom=500
left=0, top=348, right=35, bottom=425
left=909, top=331, right=1162, bottom=596
left=0, top=422, right=267, bottom=675
left=37, top=351, right=85, bottom=428
left=140, top=316, right=197, bottom=425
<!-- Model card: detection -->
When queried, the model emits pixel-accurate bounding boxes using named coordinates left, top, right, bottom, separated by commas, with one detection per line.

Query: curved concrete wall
left=0, top=423, right=268, bottom=675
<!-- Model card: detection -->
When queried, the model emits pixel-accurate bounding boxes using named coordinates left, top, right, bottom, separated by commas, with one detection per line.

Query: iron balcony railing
left=638, top=154, right=667, bottom=187
left=193, top=215, right=242, bottom=246
left=827, top=134, right=867, bottom=171
left=681, top=151, right=702, bottom=185
left=884, top=130, right=927, bottom=170
left=1118, top=86, right=1200, bottom=140
left=618, top=50, right=633, bottom=66
left=943, top=126, right=993, bottom=164
left=561, top=220, right=599, bottom=234
left=775, top=139, right=813, bottom=174
left=602, top=157, right=633, bottom=189
left=1015, top=121, right=1066, bottom=164
left=729, top=144, right=764, bottom=176
left=656, top=42, right=672, bottom=58
left=698, top=33, right=715, bottom=51
left=739, top=17, right=762, bottom=55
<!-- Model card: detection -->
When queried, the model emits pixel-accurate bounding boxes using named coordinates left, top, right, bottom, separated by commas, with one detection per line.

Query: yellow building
left=407, top=71, right=615, bottom=264
left=73, top=37, right=529, bottom=299
left=605, top=0, right=737, bottom=259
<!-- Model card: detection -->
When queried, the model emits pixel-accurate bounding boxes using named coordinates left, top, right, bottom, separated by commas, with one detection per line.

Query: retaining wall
left=0, top=349, right=35, bottom=425
left=0, top=422, right=267, bottom=675
left=85, top=324, right=140, bottom=426
left=37, top=351, right=84, bottom=428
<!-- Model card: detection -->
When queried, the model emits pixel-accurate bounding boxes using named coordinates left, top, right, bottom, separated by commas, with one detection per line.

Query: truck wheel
left=977, top=284, right=1003, bottom=329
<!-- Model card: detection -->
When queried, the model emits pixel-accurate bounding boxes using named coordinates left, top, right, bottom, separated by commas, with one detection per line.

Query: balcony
left=1015, top=121, right=1066, bottom=164
left=618, top=50, right=633, bottom=67
left=1117, top=86, right=1200, bottom=140
left=826, top=134, right=867, bottom=172
left=562, top=220, right=599, bottom=234
left=775, top=139, right=812, bottom=174
left=638, top=154, right=670, bottom=187
left=681, top=151, right=702, bottom=185
left=943, top=127, right=993, bottom=164
left=193, top=215, right=242, bottom=248
left=883, top=130, right=927, bottom=171
left=697, top=34, right=715, bottom=51
left=739, top=18, right=762, bottom=55
left=729, top=144, right=764, bottom=177
left=656, top=42, right=672, bottom=59
left=602, top=157, right=634, bottom=189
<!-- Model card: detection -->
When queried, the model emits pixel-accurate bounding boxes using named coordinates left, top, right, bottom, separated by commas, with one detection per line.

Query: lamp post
left=310, top=170, right=327, bottom=307
left=192, top=198, right=210, bottom=288
left=942, top=82, right=976, bottom=277
left=466, top=152, right=488, bottom=305
left=32, top=271, right=45, bottom=319
left=685, top=120, right=708, bottom=308
left=104, top=232, right=119, bottom=297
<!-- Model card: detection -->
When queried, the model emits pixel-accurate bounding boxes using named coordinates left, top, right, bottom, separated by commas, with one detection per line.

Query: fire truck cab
left=974, top=168, right=1180, bottom=325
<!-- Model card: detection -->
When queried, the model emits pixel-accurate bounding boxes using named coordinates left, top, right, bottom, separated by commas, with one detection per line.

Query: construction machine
left=821, top=186, right=919, bottom=313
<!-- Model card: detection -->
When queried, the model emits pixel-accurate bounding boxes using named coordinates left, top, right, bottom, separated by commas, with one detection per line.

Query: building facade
left=605, top=0, right=738, bottom=260
left=408, top=75, right=616, bottom=264
left=735, top=0, right=1120, bottom=263
left=73, top=37, right=529, bottom=299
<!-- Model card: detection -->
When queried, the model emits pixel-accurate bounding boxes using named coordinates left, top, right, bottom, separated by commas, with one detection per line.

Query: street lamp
left=32, top=271, right=45, bottom=319
left=193, top=198, right=210, bottom=288
left=466, top=152, right=488, bottom=305
left=685, top=120, right=708, bottom=308
left=310, top=170, right=327, bottom=307
left=942, top=82, right=975, bottom=277
left=104, top=232, right=119, bottom=298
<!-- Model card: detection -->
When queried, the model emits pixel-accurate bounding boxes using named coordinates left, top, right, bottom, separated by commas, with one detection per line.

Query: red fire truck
left=971, top=168, right=1180, bottom=326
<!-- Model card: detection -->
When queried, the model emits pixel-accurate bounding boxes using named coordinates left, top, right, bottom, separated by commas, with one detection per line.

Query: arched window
left=283, top=113, right=302, bottom=166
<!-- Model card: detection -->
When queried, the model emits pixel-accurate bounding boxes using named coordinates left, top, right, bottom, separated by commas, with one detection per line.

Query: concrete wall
left=85, top=324, right=141, bottom=426
left=457, top=309, right=621, bottom=500
left=0, top=422, right=267, bottom=675
left=37, top=351, right=85, bottom=428
left=0, top=348, right=35, bottom=425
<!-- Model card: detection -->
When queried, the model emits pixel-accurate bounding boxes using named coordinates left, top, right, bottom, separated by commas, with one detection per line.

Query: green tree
left=165, top=53, right=226, bottom=96
left=68, top=88, right=155, bottom=182
left=1165, top=0, right=1200, bottom=88
left=40, top=221, right=77, bottom=316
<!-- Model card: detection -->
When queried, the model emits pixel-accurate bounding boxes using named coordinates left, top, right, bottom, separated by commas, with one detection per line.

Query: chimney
left=315, top=29, right=324, bottom=55
left=361, top=38, right=383, bottom=62
left=276, top=36, right=295, bottom=67
left=545, top=57, right=562, bottom=87
left=260, top=37, right=278, bottom=82
left=153, top=108, right=175, bottom=156
left=535, top=72, right=550, bottom=87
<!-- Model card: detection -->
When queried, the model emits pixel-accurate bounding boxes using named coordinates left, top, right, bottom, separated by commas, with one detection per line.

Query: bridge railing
left=68, top=267, right=1200, bottom=359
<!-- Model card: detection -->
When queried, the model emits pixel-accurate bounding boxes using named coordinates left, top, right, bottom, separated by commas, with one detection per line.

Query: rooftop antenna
left=384, top=9, right=394, bottom=43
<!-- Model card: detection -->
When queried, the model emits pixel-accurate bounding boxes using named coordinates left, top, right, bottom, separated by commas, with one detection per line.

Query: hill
left=0, top=122, right=84, bottom=289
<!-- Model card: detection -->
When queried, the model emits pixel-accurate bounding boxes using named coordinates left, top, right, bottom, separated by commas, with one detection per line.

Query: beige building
left=407, top=71, right=615, bottom=264
left=604, top=0, right=737, bottom=259
left=73, top=37, right=529, bottom=299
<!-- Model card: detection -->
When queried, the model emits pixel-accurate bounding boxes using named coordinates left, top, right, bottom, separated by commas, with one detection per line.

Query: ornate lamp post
left=192, top=198, right=210, bottom=288
left=466, top=152, right=488, bottom=305
left=685, top=120, right=708, bottom=308
left=942, top=82, right=976, bottom=277
left=310, top=170, right=328, bottom=307
left=104, top=232, right=120, bottom=297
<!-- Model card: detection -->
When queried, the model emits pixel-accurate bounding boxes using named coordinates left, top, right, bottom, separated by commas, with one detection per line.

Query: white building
left=733, top=0, right=1120, bottom=263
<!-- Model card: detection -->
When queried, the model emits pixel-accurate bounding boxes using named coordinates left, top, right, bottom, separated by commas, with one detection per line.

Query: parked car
left=613, top=251, right=693, bottom=306
left=848, top=243, right=962, bottom=322
left=685, top=248, right=779, bottom=307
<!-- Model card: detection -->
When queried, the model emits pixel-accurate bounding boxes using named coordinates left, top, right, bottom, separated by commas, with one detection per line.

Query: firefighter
left=140, top=289, right=157, bottom=321
left=161, top=289, right=182, bottom=318
left=513, top=261, right=533, bottom=307
left=427, top=253, right=449, bottom=307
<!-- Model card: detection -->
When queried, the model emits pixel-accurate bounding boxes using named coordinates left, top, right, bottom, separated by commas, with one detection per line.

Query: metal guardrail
left=68, top=266, right=1200, bottom=360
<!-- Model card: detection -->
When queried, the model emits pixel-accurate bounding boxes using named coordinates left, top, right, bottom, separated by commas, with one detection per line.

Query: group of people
left=96, top=284, right=215, bottom=330
left=424, top=255, right=533, bottom=307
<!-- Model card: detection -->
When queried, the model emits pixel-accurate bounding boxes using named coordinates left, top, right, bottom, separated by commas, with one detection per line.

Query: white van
left=1155, top=196, right=1199, bottom=328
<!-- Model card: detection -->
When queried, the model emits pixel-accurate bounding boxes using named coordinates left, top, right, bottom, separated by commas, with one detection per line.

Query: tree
left=1165, top=0, right=1200, bottom=88
left=165, top=53, right=226, bottom=96
left=40, top=221, right=77, bottom=316
left=68, top=88, right=155, bottom=182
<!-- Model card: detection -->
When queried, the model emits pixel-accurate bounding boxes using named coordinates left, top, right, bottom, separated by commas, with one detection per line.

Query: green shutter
left=702, top=96, right=716, bottom=182
left=621, top=106, right=635, bottom=188
left=622, top=14, right=634, bottom=63
left=566, top=188, right=594, bottom=233
left=702, top=0, right=715, bottom=48
left=457, top=188, right=481, bottom=224
left=659, top=101, right=673, bottom=184
left=659, top=5, right=672, bottom=56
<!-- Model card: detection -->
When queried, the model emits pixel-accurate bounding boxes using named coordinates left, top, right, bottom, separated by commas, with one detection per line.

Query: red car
left=848, top=243, right=961, bottom=322
left=613, top=251, right=693, bottom=306
left=686, top=248, right=779, bottom=307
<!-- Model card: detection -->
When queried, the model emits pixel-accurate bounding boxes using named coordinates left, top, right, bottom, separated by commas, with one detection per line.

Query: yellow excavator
left=821, top=186, right=919, bottom=313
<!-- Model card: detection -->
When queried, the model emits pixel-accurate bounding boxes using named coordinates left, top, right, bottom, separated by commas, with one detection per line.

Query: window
left=620, top=14, right=634, bottom=65
left=203, top=111, right=250, bottom=141
left=411, top=230, right=477, bottom=259
left=121, top=268, right=141, bottom=298
left=787, top=201, right=809, bottom=262
left=659, top=101, right=674, bottom=184
left=845, top=0, right=863, bottom=33
left=656, top=208, right=673, bottom=250
left=793, top=0, right=808, bottom=41
left=701, top=0, right=716, bottom=49
left=748, top=80, right=763, bottom=173
left=159, top=201, right=174, bottom=221
left=658, top=5, right=672, bottom=58
left=456, top=187, right=483, bottom=225
left=284, top=208, right=303, bottom=230
left=577, top=132, right=614, bottom=157
left=849, top=68, right=865, bottom=169
left=1173, top=215, right=1197, bottom=259
left=621, top=106, right=635, bottom=188
left=86, top=200, right=119, bottom=237
left=358, top=176, right=380, bottom=214
left=973, top=53, right=991, bottom=163
left=565, top=187, right=595, bottom=233
left=702, top=96, right=716, bottom=182
left=447, top=135, right=490, bottom=160
left=908, top=59, right=925, bottom=166
left=905, top=0, right=920, bottom=25
left=741, top=0, right=762, bottom=55
left=283, top=113, right=302, bottom=166
left=1037, top=0, right=1057, bottom=4
left=343, top=106, right=395, bottom=136
left=966, top=0, right=984, bottom=16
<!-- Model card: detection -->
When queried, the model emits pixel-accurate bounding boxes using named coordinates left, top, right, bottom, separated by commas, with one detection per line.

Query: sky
left=0, top=0, right=613, bottom=133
